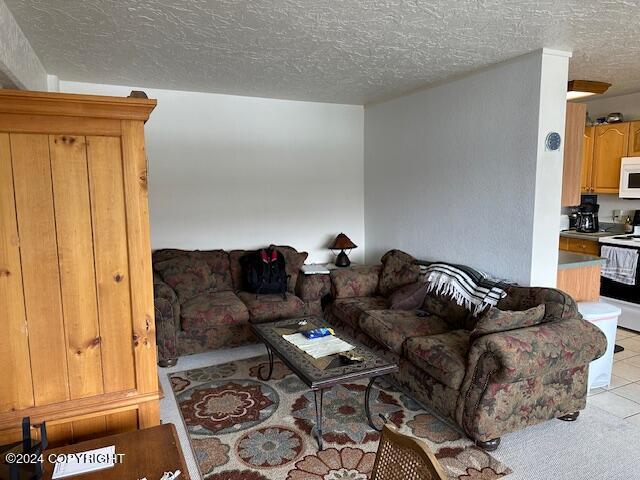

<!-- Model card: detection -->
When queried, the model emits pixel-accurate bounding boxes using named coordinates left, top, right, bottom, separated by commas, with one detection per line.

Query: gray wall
left=364, top=51, right=568, bottom=285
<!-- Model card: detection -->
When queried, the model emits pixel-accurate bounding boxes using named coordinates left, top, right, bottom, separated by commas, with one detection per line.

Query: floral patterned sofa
left=324, top=250, right=607, bottom=450
left=153, top=245, right=317, bottom=367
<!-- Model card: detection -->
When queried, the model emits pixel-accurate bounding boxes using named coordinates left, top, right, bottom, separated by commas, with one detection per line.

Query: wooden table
left=43, top=423, right=189, bottom=480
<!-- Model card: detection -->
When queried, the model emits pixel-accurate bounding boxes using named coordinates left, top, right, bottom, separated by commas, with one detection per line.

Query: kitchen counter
left=558, top=250, right=605, bottom=270
left=560, top=230, right=616, bottom=240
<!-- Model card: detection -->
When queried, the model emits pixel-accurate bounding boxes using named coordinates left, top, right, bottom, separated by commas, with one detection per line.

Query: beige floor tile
left=612, top=382, right=640, bottom=403
left=622, top=355, right=640, bottom=368
left=613, top=361, right=640, bottom=382
left=627, top=413, right=640, bottom=426
left=587, top=387, right=606, bottom=396
left=588, top=391, right=640, bottom=418
left=614, top=350, right=640, bottom=362
left=616, top=328, right=638, bottom=341
left=617, top=336, right=640, bottom=353
left=605, top=374, right=632, bottom=389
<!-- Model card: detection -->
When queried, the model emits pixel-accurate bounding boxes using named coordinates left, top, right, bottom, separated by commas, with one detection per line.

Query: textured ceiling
left=5, top=0, right=640, bottom=104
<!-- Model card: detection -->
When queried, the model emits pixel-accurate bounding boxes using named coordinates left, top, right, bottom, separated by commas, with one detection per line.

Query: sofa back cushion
left=470, top=304, right=546, bottom=341
left=198, top=250, right=234, bottom=292
left=331, top=265, right=381, bottom=298
left=229, top=249, right=248, bottom=291
left=496, top=286, right=577, bottom=320
left=154, top=254, right=214, bottom=302
left=378, top=249, right=420, bottom=297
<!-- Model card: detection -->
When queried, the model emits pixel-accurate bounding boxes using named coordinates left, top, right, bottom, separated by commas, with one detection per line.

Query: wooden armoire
left=0, top=90, right=160, bottom=445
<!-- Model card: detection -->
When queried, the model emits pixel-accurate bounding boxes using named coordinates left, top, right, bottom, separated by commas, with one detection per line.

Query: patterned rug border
left=168, top=354, right=512, bottom=480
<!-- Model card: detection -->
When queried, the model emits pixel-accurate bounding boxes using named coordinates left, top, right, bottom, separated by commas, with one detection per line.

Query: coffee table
left=251, top=316, right=398, bottom=449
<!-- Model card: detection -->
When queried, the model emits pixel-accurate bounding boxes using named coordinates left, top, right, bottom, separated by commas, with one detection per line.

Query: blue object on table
left=302, top=328, right=334, bottom=339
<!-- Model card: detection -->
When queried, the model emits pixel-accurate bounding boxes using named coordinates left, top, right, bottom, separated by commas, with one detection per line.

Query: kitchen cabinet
left=581, top=126, right=594, bottom=192
left=561, top=103, right=586, bottom=206
left=588, top=123, right=630, bottom=193
left=558, top=236, right=600, bottom=255
left=629, top=121, right=640, bottom=156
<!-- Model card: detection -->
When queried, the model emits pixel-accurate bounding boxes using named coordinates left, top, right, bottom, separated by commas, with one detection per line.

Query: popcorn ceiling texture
left=0, top=0, right=46, bottom=90
left=4, top=0, right=640, bottom=104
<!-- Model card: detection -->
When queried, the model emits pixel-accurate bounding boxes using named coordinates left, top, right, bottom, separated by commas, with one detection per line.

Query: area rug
left=169, top=355, right=511, bottom=479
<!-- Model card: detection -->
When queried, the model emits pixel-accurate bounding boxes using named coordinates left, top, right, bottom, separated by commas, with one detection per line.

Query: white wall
left=364, top=50, right=569, bottom=286
left=60, top=81, right=365, bottom=263
left=0, top=0, right=46, bottom=90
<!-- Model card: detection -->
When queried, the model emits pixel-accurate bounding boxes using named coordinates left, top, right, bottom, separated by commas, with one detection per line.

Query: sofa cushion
left=270, top=245, right=308, bottom=293
left=331, top=296, right=388, bottom=328
left=154, top=254, right=214, bottom=302
left=198, top=250, right=234, bottom=292
left=470, top=304, right=546, bottom=341
left=237, top=291, right=305, bottom=323
left=378, top=250, right=421, bottom=297
left=180, top=291, right=249, bottom=330
left=404, top=330, right=470, bottom=390
left=389, top=282, right=429, bottom=310
left=359, top=310, right=451, bottom=354
left=331, top=266, right=381, bottom=298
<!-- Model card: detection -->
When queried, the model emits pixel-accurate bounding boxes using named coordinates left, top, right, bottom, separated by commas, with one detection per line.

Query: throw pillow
left=470, top=304, right=546, bottom=341
left=378, top=249, right=420, bottom=297
left=270, top=244, right=309, bottom=293
left=389, top=282, right=429, bottom=310
left=154, top=254, right=214, bottom=302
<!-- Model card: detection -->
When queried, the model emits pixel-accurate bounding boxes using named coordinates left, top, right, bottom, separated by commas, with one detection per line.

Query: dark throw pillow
left=470, top=304, right=546, bottom=341
left=389, top=282, right=429, bottom=310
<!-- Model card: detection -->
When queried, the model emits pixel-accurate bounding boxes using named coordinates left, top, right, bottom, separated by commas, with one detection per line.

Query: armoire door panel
left=87, top=136, right=136, bottom=393
left=11, top=133, right=70, bottom=405
left=50, top=134, right=105, bottom=399
left=0, top=133, right=34, bottom=412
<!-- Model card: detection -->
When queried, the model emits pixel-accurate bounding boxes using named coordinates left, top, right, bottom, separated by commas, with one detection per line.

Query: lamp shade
left=329, top=233, right=357, bottom=250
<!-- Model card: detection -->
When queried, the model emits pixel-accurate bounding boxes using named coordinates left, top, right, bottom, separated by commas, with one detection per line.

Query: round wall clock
left=545, top=132, right=562, bottom=151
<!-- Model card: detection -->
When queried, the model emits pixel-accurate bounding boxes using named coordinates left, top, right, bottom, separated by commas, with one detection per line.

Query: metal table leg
left=257, top=344, right=274, bottom=381
left=365, top=376, right=383, bottom=431
left=314, top=388, right=324, bottom=449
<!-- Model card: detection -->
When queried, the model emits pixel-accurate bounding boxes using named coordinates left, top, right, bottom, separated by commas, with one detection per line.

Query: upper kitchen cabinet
left=629, top=121, right=640, bottom=156
left=587, top=123, right=629, bottom=193
left=581, top=126, right=595, bottom=192
left=561, top=102, right=587, bottom=206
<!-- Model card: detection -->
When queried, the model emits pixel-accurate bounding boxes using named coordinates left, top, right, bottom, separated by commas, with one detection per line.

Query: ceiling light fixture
left=567, top=80, right=611, bottom=100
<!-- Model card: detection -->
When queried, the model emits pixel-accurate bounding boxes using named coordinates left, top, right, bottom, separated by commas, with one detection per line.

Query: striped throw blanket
left=423, top=262, right=509, bottom=315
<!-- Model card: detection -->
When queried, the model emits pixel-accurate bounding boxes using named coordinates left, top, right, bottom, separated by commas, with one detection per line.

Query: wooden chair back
left=371, top=424, right=448, bottom=480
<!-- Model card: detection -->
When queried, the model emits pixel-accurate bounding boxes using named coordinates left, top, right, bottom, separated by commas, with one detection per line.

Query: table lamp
left=329, top=233, right=357, bottom=267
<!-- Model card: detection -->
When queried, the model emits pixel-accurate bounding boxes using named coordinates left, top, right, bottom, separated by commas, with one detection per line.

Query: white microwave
left=619, top=157, right=640, bottom=198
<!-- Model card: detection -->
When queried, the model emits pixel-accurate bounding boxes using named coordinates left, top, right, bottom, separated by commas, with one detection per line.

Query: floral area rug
left=169, top=355, right=511, bottom=480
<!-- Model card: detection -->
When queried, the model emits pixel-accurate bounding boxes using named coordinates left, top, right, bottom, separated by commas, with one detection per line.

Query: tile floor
left=587, top=327, right=640, bottom=427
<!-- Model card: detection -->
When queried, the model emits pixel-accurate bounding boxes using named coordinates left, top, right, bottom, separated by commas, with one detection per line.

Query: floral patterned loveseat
left=153, top=245, right=320, bottom=367
left=324, top=250, right=607, bottom=451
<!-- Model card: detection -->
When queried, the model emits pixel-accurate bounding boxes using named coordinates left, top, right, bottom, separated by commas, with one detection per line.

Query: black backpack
left=240, top=248, right=288, bottom=298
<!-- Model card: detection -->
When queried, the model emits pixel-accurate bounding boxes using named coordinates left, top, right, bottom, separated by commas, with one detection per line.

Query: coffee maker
left=576, top=195, right=600, bottom=233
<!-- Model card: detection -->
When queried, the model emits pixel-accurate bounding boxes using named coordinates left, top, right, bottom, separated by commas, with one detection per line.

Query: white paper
left=283, top=333, right=354, bottom=358
left=52, top=445, right=116, bottom=479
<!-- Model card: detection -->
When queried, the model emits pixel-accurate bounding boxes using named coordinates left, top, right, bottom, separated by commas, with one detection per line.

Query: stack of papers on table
left=52, top=445, right=115, bottom=479
left=283, top=333, right=354, bottom=358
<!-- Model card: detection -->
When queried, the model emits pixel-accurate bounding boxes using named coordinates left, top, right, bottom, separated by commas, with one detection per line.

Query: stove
left=599, top=234, right=640, bottom=247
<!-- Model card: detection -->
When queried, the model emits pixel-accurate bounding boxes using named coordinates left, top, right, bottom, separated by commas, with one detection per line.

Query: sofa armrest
left=469, top=316, right=606, bottom=383
left=330, top=265, right=381, bottom=298
left=153, top=277, right=181, bottom=364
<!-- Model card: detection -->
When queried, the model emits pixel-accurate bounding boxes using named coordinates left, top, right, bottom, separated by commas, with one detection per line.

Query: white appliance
left=578, top=302, right=621, bottom=391
left=619, top=157, right=640, bottom=198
